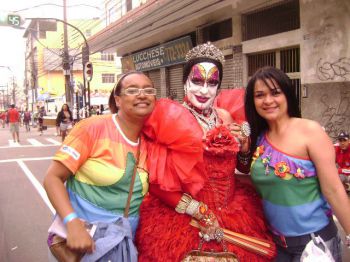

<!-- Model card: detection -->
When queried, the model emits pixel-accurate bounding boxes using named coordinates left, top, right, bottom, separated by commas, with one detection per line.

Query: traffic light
left=84, top=62, right=93, bottom=82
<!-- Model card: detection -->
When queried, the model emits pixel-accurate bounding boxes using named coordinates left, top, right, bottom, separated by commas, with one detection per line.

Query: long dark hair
left=245, top=66, right=301, bottom=154
left=108, top=71, right=152, bottom=114
left=60, top=104, right=71, bottom=114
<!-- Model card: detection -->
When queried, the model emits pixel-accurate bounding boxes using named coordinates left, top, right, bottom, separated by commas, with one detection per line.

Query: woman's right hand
left=66, top=219, right=95, bottom=253
left=197, top=211, right=223, bottom=242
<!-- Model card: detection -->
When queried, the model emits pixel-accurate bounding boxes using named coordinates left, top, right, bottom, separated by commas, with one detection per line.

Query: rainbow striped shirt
left=250, top=134, right=331, bottom=237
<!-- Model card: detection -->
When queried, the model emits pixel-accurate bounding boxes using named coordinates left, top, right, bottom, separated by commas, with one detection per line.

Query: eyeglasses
left=122, top=87, right=157, bottom=96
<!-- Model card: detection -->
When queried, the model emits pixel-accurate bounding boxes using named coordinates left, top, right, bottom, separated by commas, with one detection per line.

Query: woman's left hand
left=227, top=123, right=250, bottom=153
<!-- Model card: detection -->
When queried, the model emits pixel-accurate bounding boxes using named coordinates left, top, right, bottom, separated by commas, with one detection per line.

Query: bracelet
left=237, top=151, right=251, bottom=165
left=63, top=212, right=78, bottom=225
left=185, top=199, right=200, bottom=216
left=175, top=193, right=192, bottom=214
left=193, top=202, right=209, bottom=221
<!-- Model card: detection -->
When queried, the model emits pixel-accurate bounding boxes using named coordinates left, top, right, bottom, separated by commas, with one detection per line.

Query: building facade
left=88, top=0, right=350, bottom=138
left=23, top=18, right=121, bottom=113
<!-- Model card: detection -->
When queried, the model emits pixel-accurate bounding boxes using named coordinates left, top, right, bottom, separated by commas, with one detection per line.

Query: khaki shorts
left=9, top=122, right=19, bottom=133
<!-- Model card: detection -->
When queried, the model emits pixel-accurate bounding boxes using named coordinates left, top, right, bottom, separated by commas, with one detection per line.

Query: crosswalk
left=5, top=138, right=61, bottom=148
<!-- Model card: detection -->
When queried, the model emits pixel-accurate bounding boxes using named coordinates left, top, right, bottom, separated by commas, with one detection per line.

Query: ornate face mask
left=184, top=62, right=219, bottom=110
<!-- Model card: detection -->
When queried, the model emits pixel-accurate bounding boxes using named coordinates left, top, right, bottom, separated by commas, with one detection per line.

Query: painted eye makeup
left=207, top=80, right=219, bottom=86
left=190, top=77, right=205, bottom=86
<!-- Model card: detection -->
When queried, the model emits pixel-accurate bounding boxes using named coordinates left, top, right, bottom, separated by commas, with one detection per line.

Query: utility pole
left=63, top=0, right=72, bottom=107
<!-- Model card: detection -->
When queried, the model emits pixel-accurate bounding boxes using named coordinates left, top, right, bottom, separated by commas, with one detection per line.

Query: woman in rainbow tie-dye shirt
left=245, top=66, right=350, bottom=261
left=44, top=71, right=156, bottom=259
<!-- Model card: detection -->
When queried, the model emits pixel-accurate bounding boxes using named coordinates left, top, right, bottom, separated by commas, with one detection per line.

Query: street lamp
left=25, top=17, right=90, bottom=115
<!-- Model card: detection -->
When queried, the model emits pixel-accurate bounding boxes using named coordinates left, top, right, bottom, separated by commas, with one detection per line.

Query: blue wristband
left=63, top=212, right=78, bottom=225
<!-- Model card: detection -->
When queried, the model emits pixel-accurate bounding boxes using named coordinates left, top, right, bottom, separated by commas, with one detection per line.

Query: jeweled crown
left=185, top=42, right=225, bottom=63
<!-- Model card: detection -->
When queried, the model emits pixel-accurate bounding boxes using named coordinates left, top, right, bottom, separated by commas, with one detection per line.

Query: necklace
left=182, top=102, right=219, bottom=132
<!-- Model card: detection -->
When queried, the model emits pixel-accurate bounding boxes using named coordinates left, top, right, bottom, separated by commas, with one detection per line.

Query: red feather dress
left=136, top=91, right=276, bottom=261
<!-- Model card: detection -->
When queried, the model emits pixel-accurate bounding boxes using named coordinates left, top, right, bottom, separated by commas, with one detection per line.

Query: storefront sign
left=122, top=36, right=193, bottom=71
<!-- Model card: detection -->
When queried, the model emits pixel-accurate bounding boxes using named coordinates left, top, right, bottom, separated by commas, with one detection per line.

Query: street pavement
left=0, top=124, right=349, bottom=261
left=0, top=124, right=60, bottom=262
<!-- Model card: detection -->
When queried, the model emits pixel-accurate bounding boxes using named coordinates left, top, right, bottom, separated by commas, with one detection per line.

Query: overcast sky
left=0, top=0, right=101, bottom=85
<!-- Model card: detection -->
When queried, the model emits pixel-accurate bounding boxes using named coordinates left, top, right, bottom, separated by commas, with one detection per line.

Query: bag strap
left=123, top=139, right=141, bottom=218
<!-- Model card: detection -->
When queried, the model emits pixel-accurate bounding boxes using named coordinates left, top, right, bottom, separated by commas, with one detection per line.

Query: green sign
left=122, top=36, right=193, bottom=71
left=0, top=12, right=23, bottom=27
left=8, top=14, right=21, bottom=26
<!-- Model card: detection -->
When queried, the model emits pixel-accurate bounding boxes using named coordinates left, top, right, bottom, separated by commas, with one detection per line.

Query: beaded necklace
left=182, top=102, right=219, bottom=132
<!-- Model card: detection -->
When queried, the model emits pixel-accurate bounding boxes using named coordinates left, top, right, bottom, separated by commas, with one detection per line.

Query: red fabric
left=137, top=128, right=275, bottom=261
left=143, top=99, right=205, bottom=196
left=149, top=184, right=182, bottom=208
left=335, top=145, right=350, bottom=175
left=137, top=97, right=276, bottom=261
left=214, top=88, right=246, bottom=124
left=8, top=108, right=20, bottom=123
left=136, top=184, right=275, bottom=262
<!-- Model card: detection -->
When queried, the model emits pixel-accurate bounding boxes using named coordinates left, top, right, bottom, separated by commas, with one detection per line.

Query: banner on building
left=121, top=36, right=193, bottom=71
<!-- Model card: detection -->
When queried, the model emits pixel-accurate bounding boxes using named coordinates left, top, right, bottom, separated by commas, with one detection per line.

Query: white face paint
left=184, top=62, right=220, bottom=111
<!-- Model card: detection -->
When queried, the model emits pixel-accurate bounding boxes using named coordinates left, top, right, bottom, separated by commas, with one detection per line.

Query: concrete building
left=88, top=0, right=350, bottom=139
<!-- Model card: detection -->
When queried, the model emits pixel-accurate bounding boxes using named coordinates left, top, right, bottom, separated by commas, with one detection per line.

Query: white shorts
left=60, top=122, right=73, bottom=131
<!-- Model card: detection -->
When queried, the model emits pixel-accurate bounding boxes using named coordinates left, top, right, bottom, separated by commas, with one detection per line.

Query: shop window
left=202, top=19, right=232, bottom=42
left=242, top=0, right=300, bottom=41
left=102, top=74, right=115, bottom=83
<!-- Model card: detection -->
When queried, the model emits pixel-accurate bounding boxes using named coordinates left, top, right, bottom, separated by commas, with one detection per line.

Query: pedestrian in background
left=37, top=106, right=46, bottom=135
left=44, top=71, right=156, bottom=261
left=335, top=131, right=350, bottom=193
left=23, top=108, right=31, bottom=132
left=8, top=104, right=20, bottom=143
left=72, top=105, right=78, bottom=125
left=56, top=104, right=73, bottom=142
left=245, top=66, right=350, bottom=261
left=0, top=111, right=6, bottom=128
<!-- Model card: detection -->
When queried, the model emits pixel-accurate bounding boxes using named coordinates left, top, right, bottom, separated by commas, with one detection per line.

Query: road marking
left=27, top=138, right=44, bottom=146
left=46, top=138, right=61, bottom=146
left=0, top=156, right=53, bottom=163
left=16, top=160, right=55, bottom=214
left=0, top=144, right=58, bottom=149
left=9, top=140, right=20, bottom=147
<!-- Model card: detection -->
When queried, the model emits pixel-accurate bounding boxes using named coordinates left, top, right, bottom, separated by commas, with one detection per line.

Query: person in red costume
left=335, top=131, right=350, bottom=192
left=135, top=42, right=276, bottom=261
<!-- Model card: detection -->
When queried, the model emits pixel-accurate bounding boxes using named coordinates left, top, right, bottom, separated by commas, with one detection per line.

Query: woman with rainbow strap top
left=245, top=66, right=350, bottom=261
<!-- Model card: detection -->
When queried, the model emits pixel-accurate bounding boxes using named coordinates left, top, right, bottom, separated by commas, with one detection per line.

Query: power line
left=11, top=3, right=101, bottom=13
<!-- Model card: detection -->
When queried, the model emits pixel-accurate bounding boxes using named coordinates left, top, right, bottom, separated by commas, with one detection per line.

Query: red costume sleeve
left=143, top=99, right=205, bottom=196
left=214, top=88, right=246, bottom=124
left=149, top=184, right=182, bottom=208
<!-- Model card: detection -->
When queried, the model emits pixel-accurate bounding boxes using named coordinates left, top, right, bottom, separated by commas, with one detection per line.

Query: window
left=105, top=0, right=122, bottom=25
left=242, top=0, right=300, bottom=41
left=247, top=47, right=301, bottom=106
left=101, top=53, right=115, bottom=61
left=202, top=19, right=232, bottom=42
left=102, top=74, right=115, bottom=83
left=248, top=52, right=276, bottom=77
